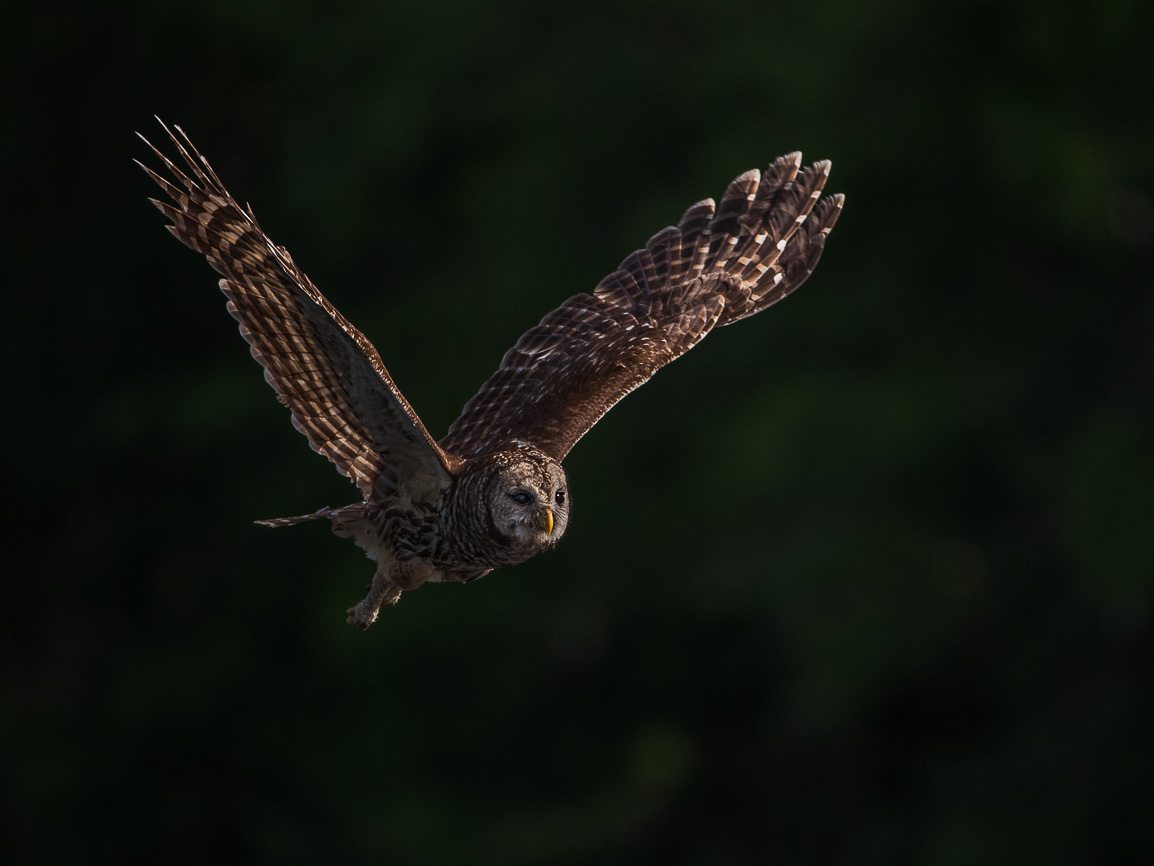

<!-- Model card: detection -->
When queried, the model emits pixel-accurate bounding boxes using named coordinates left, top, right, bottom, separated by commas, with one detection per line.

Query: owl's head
left=479, top=448, right=570, bottom=562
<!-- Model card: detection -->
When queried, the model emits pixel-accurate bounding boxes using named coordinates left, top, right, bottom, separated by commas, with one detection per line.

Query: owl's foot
left=346, top=580, right=403, bottom=631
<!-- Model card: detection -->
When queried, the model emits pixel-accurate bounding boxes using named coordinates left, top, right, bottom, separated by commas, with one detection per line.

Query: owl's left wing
left=441, top=154, right=843, bottom=462
left=139, top=121, right=460, bottom=505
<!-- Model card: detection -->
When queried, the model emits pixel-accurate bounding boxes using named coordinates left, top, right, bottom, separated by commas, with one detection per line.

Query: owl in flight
left=140, top=120, right=843, bottom=630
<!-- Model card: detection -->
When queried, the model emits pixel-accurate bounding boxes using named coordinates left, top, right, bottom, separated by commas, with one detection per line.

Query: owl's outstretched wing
left=139, top=121, right=460, bottom=505
left=440, top=153, right=844, bottom=462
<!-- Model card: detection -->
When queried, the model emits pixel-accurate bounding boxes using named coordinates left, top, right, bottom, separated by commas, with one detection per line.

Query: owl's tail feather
left=256, top=506, right=338, bottom=528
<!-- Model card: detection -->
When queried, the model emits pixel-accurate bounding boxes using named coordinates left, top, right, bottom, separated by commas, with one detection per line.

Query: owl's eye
left=554, top=490, right=566, bottom=506
left=509, top=491, right=533, bottom=506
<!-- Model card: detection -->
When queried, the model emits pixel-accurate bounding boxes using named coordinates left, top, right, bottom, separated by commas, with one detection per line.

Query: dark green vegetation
left=4, top=0, right=1151, bottom=862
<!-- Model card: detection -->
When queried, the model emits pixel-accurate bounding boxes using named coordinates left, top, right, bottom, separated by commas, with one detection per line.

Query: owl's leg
left=346, top=559, right=440, bottom=630
left=346, top=566, right=402, bottom=631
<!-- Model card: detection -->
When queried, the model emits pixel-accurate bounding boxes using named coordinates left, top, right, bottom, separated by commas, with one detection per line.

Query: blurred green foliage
left=2, top=0, right=1151, bottom=862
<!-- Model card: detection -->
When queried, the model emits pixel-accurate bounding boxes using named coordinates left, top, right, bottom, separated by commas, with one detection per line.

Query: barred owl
left=140, top=120, right=843, bottom=629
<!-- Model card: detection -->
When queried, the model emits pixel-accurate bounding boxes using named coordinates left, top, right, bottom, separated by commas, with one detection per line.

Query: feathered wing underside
left=440, top=153, right=844, bottom=461
left=139, top=121, right=458, bottom=504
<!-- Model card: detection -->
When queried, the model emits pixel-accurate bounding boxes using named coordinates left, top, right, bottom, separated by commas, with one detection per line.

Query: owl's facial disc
left=503, top=484, right=560, bottom=541
left=488, top=458, right=569, bottom=557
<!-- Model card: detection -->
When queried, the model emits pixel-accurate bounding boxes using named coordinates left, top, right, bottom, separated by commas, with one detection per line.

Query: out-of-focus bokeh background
left=3, top=0, right=1151, bottom=862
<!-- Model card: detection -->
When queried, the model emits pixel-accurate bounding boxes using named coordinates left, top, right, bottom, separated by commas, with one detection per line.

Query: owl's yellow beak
left=542, top=507, right=554, bottom=535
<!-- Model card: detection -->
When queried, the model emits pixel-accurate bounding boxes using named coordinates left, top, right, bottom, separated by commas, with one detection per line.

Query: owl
left=140, top=120, right=843, bottom=629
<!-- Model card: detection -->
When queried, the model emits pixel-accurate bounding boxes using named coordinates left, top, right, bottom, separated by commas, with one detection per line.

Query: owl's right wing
left=440, top=153, right=844, bottom=462
left=140, top=121, right=460, bottom=505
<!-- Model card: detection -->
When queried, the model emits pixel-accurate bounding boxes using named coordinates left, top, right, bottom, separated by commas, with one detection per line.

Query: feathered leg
left=347, top=567, right=402, bottom=631
left=346, top=558, right=438, bottom=630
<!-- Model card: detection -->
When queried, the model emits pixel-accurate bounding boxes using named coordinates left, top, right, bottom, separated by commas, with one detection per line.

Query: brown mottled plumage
left=139, top=119, right=843, bottom=629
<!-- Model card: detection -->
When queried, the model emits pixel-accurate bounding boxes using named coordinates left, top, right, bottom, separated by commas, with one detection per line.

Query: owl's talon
left=346, top=603, right=376, bottom=631
left=345, top=579, right=404, bottom=630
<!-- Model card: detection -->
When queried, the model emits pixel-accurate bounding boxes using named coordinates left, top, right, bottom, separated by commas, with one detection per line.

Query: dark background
left=3, top=0, right=1152, bottom=862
